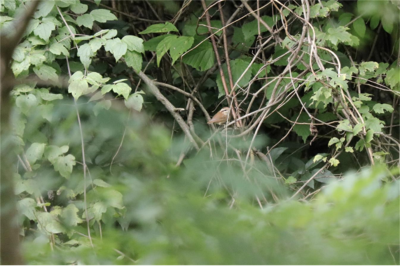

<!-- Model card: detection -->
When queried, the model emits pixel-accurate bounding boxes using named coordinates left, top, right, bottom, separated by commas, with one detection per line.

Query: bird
left=207, top=107, right=230, bottom=125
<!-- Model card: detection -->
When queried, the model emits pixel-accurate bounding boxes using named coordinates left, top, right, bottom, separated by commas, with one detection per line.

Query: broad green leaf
left=89, top=38, right=104, bottom=52
left=54, top=154, right=76, bottom=178
left=68, top=79, right=90, bottom=99
left=70, top=2, right=88, bottom=14
left=182, top=40, right=214, bottom=71
left=76, top=14, right=94, bottom=29
left=38, top=103, right=54, bottom=122
left=34, top=1, right=55, bottom=18
left=144, top=35, right=171, bottom=51
left=34, top=18, right=55, bottom=41
left=336, top=119, right=352, bottom=132
left=285, top=176, right=297, bottom=185
left=326, top=26, right=352, bottom=46
left=359, top=61, right=378, bottom=75
left=56, top=0, right=77, bottom=7
left=365, top=130, right=374, bottom=143
left=355, top=139, right=365, bottom=151
left=29, top=52, right=46, bottom=66
left=352, top=123, right=363, bottom=135
left=140, top=22, right=178, bottom=34
left=102, top=29, right=118, bottom=39
left=17, top=198, right=37, bottom=220
left=45, top=145, right=69, bottom=163
left=33, top=64, right=58, bottom=82
left=125, top=92, right=144, bottom=111
left=352, top=18, right=366, bottom=38
left=345, top=147, right=354, bottom=153
left=16, top=94, right=38, bottom=115
left=329, top=158, right=340, bottom=167
left=93, top=179, right=111, bottom=187
left=170, top=36, right=194, bottom=65
left=49, top=42, right=69, bottom=56
left=113, top=83, right=131, bottom=99
left=292, top=113, right=311, bottom=143
left=328, top=137, right=340, bottom=147
left=122, top=35, right=144, bottom=53
left=365, top=117, right=384, bottom=133
left=37, top=212, right=64, bottom=234
left=77, top=43, right=94, bottom=68
left=26, top=143, right=46, bottom=164
left=373, top=103, right=394, bottom=114
left=101, top=84, right=113, bottom=94
left=124, top=51, right=142, bottom=72
left=381, top=14, right=393, bottom=33
left=105, top=38, right=127, bottom=62
left=370, top=14, right=380, bottom=30
left=90, top=9, right=117, bottom=23
left=86, top=72, right=110, bottom=86
left=11, top=59, right=30, bottom=76
left=386, top=67, right=400, bottom=89
left=156, top=35, right=177, bottom=66
left=60, top=204, right=83, bottom=227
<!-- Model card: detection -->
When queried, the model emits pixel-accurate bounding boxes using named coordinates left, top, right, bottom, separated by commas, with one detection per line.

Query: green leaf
left=26, top=143, right=46, bottom=164
left=93, top=179, right=111, bottom=187
left=122, top=35, right=144, bottom=53
left=33, top=65, right=58, bottom=82
left=70, top=2, right=88, bottom=14
left=60, top=204, right=83, bottom=227
left=90, top=9, right=117, bottom=23
left=69, top=74, right=89, bottom=99
left=34, top=1, right=55, bottom=18
left=113, top=83, right=131, bottom=99
left=34, top=18, right=56, bottom=41
left=104, top=38, right=127, bottom=62
left=345, top=147, right=354, bottom=153
left=144, top=35, right=171, bottom=51
left=99, top=188, right=124, bottom=209
left=381, top=14, right=393, bottom=33
left=182, top=40, right=214, bottom=71
left=15, top=94, right=38, bottom=115
left=87, top=72, right=109, bottom=86
left=125, top=92, right=144, bottom=111
left=11, top=59, right=30, bottom=77
left=29, top=52, right=46, bottom=66
left=359, top=61, right=378, bottom=75
left=45, top=145, right=69, bottom=163
left=170, top=36, right=194, bottom=65
left=156, top=35, right=177, bottom=66
left=76, top=14, right=94, bottom=29
left=54, top=154, right=76, bottom=178
left=140, top=22, right=178, bottom=34
left=352, top=17, right=366, bottom=38
left=37, top=212, right=64, bottom=234
left=337, top=119, right=352, bottom=132
left=365, top=117, right=384, bottom=133
left=386, top=67, right=400, bottom=89
left=328, top=137, right=340, bottom=147
left=18, top=198, right=37, bottom=220
left=102, top=29, right=118, bottom=39
left=326, top=26, right=352, bottom=46
left=292, top=113, right=311, bottom=143
left=285, top=176, right=297, bottom=185
left=313, top=154, right=327, bottom=163
left=124, top=51, right=142, bottom=72
left=49, top=42, right=69, bottom=56
left=355, top=139, right=365, bottom=151
left=370, top=14, right=380, bottom=30
left=365, top=130, right=374, bottom=143
left=77, top=43, right=94, bottom=68
left=329, top=158, right=340, bottom=167
left=352, top=123, right=363, bottom=135
left=373, top=103, right=394, bottom=114
left=89, top=38, right=104, bottom=53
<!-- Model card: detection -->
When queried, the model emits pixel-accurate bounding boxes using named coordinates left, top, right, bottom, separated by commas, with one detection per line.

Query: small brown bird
left=208, top=107, right=230, bottom=125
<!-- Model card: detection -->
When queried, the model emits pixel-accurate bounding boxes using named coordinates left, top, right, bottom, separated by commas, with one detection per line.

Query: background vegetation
left=1, top=0, right=399, bottom=264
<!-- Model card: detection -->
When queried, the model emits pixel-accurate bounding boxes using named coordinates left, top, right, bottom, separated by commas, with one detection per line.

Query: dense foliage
left=1, top=0, right=399, bottom=264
